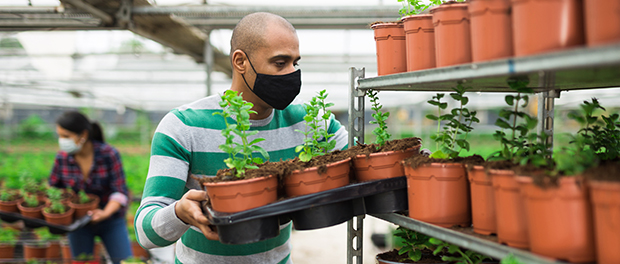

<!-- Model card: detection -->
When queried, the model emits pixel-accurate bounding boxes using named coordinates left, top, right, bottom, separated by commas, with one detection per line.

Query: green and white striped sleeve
left=135, top=112, right=193, bottom=249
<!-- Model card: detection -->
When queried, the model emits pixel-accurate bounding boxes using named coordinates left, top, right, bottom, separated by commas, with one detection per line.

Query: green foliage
left=44, top=187, right=67, bottom=214
left=568, top=98, right=620, bottom=161
left=427, top=84, right=479, bottom=159
left=429, top=238, right=491, bottom=264
left=368, top=89, right=391, bottom=148
left=18, top=114, right=53, bottom=139
left=0, top=223, right=19, bottom=245
left=23, top=193, right=39, bottom=207
left=76, top=252, right=95, bottom=261
left=0, top=188, right=19, bottom=202
left=213, top=90, right=269, bottom=178
left=489, top=77, right=551, bottom=167
left=78, top=190, right=92, bottom=204
left=398, top=0, right=448, bottom=16
left=501, top=253, right=525, bottom=264
left=393, top=227, right=433, bottom=262
left=295, top=90, right=337, bottom=162
left=34, top=227, right=60, bottom=242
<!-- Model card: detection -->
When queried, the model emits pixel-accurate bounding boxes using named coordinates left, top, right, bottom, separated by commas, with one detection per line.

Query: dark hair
left=56, top=111, right=105, bottom=143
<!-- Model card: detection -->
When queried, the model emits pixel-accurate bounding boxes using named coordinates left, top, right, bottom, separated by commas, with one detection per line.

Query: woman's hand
left=175, top=190, right=219, bottom=240
left=89, top=209, right=109, bottom=223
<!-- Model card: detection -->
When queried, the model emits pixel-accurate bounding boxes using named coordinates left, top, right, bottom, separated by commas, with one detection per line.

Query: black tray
left=0, top=210, right=92, bottom=234
left=203, top=176, right=408, bottom=245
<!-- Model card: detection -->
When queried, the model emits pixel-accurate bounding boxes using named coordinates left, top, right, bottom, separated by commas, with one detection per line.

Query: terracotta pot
left=490, top=169, right=529, bottom=249
left=511, top=0, right=584, bottom=57
left=61, top=241, right=72, bottom=263
left=430, top=3, right=472, bottom=67
left=203, top=175, right=278, bottom=213
left=0, top=198, right=22, bottom=213
left=43, top=206, right=75, bottom=226
left=584, top=0, right=620, bottom=46
left=68, top=194, right=100, bottom=219
left=589, top=180, right=620, bottom=264
left=24, top=241, right=51, bottom=260
left=0, top=243, right=15, bottom=259
left=518, top=176, right=595, bottom=262
left=469, top=0, right=513, bottom=62
left=404, top=162, right=471, bottom=228
left=47, top=240, right=62, bottom=259
left=284, top=157, right=352, bottom=197
left=17, top=200, right=46, bottom=219
left=468, top=165, right=497, bottom=235
left=131, top=241, right=150, bottom=259
left=401, top=14, right=436, bottom=71
left=353, top=146, right=419, bottom=182
left=371, top=22, right=407, bottom=76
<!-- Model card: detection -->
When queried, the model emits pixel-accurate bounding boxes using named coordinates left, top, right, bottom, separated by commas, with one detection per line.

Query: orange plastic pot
left=284, top=157, right=351, bottom=197
left=0, top=243, right=15, bottom=259
left=371, top=23, right=406, bottom=76
left=0, top=198, right=22, bottom=213
left=68, top=194, right=100, bottom=219
left=43, top=206, right=75, bottom=226
left=589, top=180, right=620, bottom=264
left=518, top=176, right=595, bottom=262
left=353, top=146, right=419, bottom=182
left=469, top=0, right=513, bottom=62
left=404, top=162, right=471, bottom=228
left=401, top=14, right=436, bottom=71
left=430, top=3, right=472, bottom=67
left=511, top=0, right=584, bottom=57
left=203, top=175, right=278, bottom=213
left=23, top=241, right=50, bottom=260
left=468, top=165, right=497, bottom=235
left=490, top=169, right=529, bottom=249
left=584, top=0, right=620, bottom=46
left=47, top=240, right=62, bottom=259
left=17, top=200, right=46, bottom=219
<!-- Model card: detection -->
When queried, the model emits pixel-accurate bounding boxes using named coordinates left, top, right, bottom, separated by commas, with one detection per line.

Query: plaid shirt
left=49, top=140, right=129, bottom=218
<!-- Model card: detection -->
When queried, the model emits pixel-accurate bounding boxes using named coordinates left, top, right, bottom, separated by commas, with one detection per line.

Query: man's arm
left=134, top=112, right=217, bottom=249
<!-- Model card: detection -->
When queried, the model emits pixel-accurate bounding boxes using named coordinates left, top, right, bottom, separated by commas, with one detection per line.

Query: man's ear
left=231, top=50, right=247, bottom=74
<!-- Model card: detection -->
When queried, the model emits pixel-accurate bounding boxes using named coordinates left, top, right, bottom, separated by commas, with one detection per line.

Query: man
left=134, top=12, right=348, bottom=263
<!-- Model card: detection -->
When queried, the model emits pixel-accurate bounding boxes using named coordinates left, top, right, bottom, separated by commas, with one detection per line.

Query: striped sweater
left=135, top=93, right=348, bottom=264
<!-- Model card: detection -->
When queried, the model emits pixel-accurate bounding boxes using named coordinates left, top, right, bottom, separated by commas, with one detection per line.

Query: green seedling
left=295, top=89, right=337, bottom=162
left=23, top=193, right=39, bottom=207
left=568, top=98, right=620, bottom=161
left=0, top=223, right=19, bottom=246
left=427, top=83, right=479, bottom=159
left=501, top=253, right=524, bottom=264
left=78, top=190, right=92, bottom=204
left=44, top=188, right=67, bottom=214
left=398, top=0, right=449, bottom=16
left=368, top=89, right=391, bottom=149
left=393, top=226, right=433, bottom=262
left=429, top=238, right=491, bottom=264
left=489, top=77, right=551, bottom=167
left=213, top=90, right=269, bottom=178
left=0, top=189, right=19, bottom=202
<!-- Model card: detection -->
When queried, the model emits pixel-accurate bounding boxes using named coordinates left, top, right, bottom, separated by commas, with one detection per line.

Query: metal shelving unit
left=345, top=43, right=620, bottom=264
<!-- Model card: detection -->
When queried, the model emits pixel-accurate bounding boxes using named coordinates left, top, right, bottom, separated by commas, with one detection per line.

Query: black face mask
left=241, top=52, right=302, bottom=110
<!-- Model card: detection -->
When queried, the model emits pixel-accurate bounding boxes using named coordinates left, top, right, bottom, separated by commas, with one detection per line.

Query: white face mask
left=58, top=137, right=83, bottom=154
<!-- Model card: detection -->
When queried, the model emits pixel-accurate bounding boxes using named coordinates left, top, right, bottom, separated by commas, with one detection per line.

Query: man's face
left=249, top=26, right=301, bottom=76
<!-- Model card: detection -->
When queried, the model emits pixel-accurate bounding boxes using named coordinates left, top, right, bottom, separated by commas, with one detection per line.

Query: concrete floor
left=290, top=216, right=398, bottom=264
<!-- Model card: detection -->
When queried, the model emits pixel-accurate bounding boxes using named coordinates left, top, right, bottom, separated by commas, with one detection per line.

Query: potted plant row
left=373, top=0, right=620, bottom=76
left=199, top=89, right=423, bottom=216
left=0, top=182, right=98, bottom=226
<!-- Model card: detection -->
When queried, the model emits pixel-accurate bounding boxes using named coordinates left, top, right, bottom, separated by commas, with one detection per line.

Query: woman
left=49, top=111, right=133, bottom=264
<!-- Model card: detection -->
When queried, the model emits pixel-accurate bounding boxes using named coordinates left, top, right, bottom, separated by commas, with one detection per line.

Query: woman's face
left=56, top=125, right=86, bottom=144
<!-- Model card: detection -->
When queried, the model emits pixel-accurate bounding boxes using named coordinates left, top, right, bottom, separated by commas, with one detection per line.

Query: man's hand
left=175, top=190, right=219, bottom=240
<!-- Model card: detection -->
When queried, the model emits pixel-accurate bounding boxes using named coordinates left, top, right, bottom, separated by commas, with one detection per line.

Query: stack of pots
left=371, top=0, right=620, bottom=76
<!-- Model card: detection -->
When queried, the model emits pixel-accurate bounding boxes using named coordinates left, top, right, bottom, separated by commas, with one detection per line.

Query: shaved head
left=230, top=12, right=296, bottom=58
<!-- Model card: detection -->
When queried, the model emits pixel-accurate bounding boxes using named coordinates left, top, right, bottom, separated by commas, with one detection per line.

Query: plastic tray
left=203, top=176, right=408, bottom=245
left=0, top=210, right=92, bottom=234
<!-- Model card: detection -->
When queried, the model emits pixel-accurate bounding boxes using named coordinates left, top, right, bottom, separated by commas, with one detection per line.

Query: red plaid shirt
left=49, top=141, right=129, bottom=218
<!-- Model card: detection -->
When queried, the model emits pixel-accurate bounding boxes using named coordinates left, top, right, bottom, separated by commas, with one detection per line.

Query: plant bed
left=202, top=176, right=408, bottom=245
